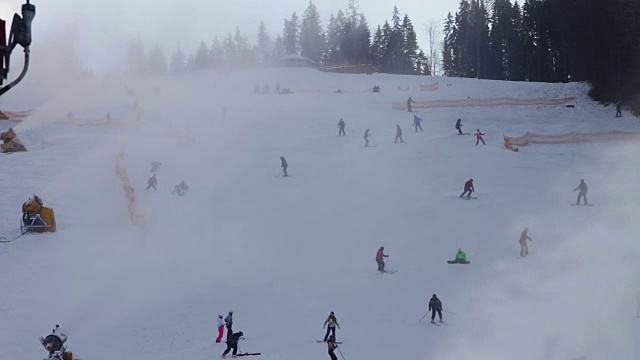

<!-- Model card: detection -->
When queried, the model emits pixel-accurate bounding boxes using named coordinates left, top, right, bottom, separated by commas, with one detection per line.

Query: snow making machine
left=0, top=127, right=27, bottom=152
left=21, top=194, right=56, bottom=234
left=39, top=325, right=78, bottom=360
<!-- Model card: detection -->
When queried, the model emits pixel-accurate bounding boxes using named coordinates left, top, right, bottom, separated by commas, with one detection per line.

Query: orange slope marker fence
left=420, top=82, right=439, bottom=91
left=504, top=131, right=640, bottom=150
left=0, top=110, right=32, bottom=122
left=115, top=151, right=145, bottom=228
left=392, top=96, right=576, bottom=110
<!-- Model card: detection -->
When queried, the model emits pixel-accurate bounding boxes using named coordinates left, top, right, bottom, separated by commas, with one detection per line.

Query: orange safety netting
left=420, top=82, right=439, bottom=91
left=116, top=151, right=145, bottom=228
left=392, top=96, right=576, bottom=110
left=0, top=110, right=32, bottom=122
left=504, top=131, right=640, bottom=150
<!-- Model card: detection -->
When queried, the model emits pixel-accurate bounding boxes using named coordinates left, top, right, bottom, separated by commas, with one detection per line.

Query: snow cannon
left=0, top=127, right=27, bottom=152
left=40, top=325, right=76, bottom=360
left=21, top=194, right=56, bottom=234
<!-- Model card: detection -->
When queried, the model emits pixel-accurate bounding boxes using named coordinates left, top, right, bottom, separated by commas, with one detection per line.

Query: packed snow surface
left=1, top=69, right=640, bottom=360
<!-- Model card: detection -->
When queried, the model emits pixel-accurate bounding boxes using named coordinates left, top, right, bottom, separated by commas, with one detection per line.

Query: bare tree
left=425, top=18, right=442, bottom=75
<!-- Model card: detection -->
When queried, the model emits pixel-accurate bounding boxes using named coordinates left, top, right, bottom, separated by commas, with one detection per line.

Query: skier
left=171, top=184, right=184, bottom=196
left=323, top=311, right=340, bottom=341
left=455, top=118, right=463, bottom=135
left=178, top=181, right=189, bottom=192
left=459, top=179, right=475, bottom=198
left=364, top=129, right=371, bottom=147
left=216, top=314, right=225, bottom=343
left=280, top=156, right=288, bottom=177
left=519, top=228, right=532, bottom=257
left=573, top=179, right=588, bottom=205
left=222, top=331, right=244, bottom=358
left=451, top=248, right=467, bottom=264
left=616, top=103, right=622, bottom=118
left=429, top=294, right=443, bottom=324
left=275, top=83, right=281, bottom=94
left=337, top=118, right=346, bottom=136
left=376, top=246, right=389, bottom=272
left=146, top=174, right=157, bottom=191
left=327, top=335, right=339, bottom=360
left=413, top=115, right=423, bottom=132
left=475, top=129, right=486, bottom=145
left=394, top=125, right=404, bottom=143
left=407, top=96, right=415, bottom=112
left=225, top=311, right=234, bottom=339
left=151, top=161, right=162, bottom=172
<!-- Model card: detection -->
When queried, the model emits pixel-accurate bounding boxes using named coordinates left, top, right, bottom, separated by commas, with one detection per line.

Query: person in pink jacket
left=216, top=315, right=225, bottom=343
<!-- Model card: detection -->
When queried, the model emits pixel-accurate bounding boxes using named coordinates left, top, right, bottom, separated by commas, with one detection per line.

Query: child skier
left=216, top=315, right=225, bottom=343
left=327, top=335, right=339, bottom=360
left=146, top=174, right=157, bottom=191
left=376, top=246, right=389, bottom=272
left=280, top=156, right=288, bottom=177
left=222, top=331, right=243, bottom=358
left=519, top=228, right=532, bottom=257
left=475, top=129, right=486, bottom=145
left=323, top=312, right=340, bottom=341
left=394, top=125, right=404, bottom=143
left=413, top=115, right=423, bottom=132
left=459, top=179, right=475, bottom=198
left=429, top=294, right=443, bottom=324
left=337, top=119, right=346, bottom=136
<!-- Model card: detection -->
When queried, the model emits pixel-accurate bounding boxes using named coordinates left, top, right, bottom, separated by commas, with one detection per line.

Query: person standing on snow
left=475, top=129, right=486, bottom=145
left=459, top=179, right=475, bottom=198
left=455, top=118, right=463, bottom=135
left=146, top=174, right=157, bottom=191
left=616, top=103, right=622, bottom=118
left=337, top=119, right=346, bottom=136
left=407, top=97, right=415, bottom=112
left=327, top=335, right=339, bottom=360
left=376, top=246, right=389, bottom=272
left=216, top=315, right=225, bottom=343
left=429, top=294, right=443, bottom=324
left=413, top=115, right=423, bottom=132
left=323, top=311, right=340, bottom=341
left=394, top=125, right=404, bottom=143
left=573, top=179, right=588, bottom=205
left=225, top=311, right=234, bottom=340
left=519, top=228, right=532, bottom=257
left=280, top=156, right=288, bottom=177
left=222, top=331, right=244, bottom=358
left=364, top=129, right=371, bottom=147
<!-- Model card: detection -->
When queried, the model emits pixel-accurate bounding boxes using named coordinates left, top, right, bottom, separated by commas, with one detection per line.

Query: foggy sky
left=0, top=0, right=459, bottom=72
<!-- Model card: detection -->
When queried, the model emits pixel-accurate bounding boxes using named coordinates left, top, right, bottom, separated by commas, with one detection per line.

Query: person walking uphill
left=337, top=118, right=346, bottom=136
left=475, top=129, right=486, bottom=145
left=224, top=311, right=233, bottom=340
left=573, top=179, right=588, bottom=205
left=394, top=125, right=404, bottom=143
left=455, top=118, right=463, bottom=135
left=429, top=294, right=443, bottom=323
left=216, top=315, right=225, bottom=343
left=376, top=246, right=389, bottom=272
left=280, top=156, right=288, bottom=177
left=222, top=331, right=243, bottom=358
left=413, top=115, right=423, bottom=132
left=519, top=228, right=532, bottom=257
left=146, top=174, right=157, bottom=191
left=407, top=96, right=415, bottom=112
left=327, top=335, right=339, bottom=360
left=323, top=312, right=340, bottom=342
left=459, top=179, right=475, bottom=198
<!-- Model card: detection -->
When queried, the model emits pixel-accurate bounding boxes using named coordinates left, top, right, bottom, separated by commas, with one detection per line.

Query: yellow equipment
left=21, top=194, right=56, bottom=234
left=1, top=127, right=27, bottom=152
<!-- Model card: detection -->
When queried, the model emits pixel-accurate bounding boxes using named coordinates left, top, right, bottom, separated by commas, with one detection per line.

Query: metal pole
left=337, top=346, right=346, bottom=360
left=0, top=46, right=29, bottom=97
left=418, top=311, right=429, bottom=322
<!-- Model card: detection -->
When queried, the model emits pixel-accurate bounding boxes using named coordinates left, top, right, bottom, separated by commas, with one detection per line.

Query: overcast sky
left=0, top=0, right=460, bottom=71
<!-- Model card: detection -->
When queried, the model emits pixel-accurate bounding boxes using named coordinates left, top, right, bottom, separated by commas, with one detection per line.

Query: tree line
left=124, top=1, right=431, bottom=76
left=443, top=0, right=640, bottom=109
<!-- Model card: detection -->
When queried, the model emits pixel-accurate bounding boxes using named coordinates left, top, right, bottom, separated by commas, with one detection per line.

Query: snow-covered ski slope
left=1, top=68, right=640, bottom=360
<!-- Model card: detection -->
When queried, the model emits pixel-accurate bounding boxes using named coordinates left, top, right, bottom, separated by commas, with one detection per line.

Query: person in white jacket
left=216, top=315, right=225, bottom=343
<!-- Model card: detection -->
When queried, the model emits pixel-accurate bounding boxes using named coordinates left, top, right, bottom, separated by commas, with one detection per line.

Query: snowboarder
left=225, top=311, right=234, bottom=340
left=146, top=174, right=157, bottom=191
left=475, top=129, right=486, bottom=145
left=323, top=312, right=340, bottom=341
left=337, top=119, right=346, bottom=136
left=222, top=331, right=243, bottom=358
left=407, top=97, right=415, bottom=112
left=280, top=156, right=288, bottom=177
left=327, top=335, right=339, bottom=360
left=216, top=315, right=225, bottom=343
left=455, top=118, right=463, bottom=135
left=413, top=116, right=423, bottom=132
left=616, top=103, right=622, bottom=118
left=519, top=228, right=532, bottom=257
left=364, top=129, right=371, bottom=147
left=459, top=179, right=475, bottom=198
left=450, top=248, right=468, bottom=264
left=573, top=179, right=588, bottom=205
left=429, top=294, right=443, bottom=323
left=151, top=161, right=162, bottom=172
left=376, top=246, right=389, bottom=272
left=394, top=125, right=404, bottom=143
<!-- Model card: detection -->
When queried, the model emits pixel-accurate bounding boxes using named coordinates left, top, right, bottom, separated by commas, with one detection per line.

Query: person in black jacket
left=280, top=157, right=288, bottom=177
left=327, top=335, right=339, bottom=360
left=337, top=119, right=346, bottom=136
left=224, top=311, right=233, bottom=340
left=429, top=294, right=443, bottom=324
left=455, top=119, right=463, bottom=135
left=222, top=331, right=243, bottom=358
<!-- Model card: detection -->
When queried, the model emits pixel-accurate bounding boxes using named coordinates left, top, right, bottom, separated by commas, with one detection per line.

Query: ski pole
left=337, top=346, right=346, bottom=360
left=418, top=311, right=430, bottom=323
left=443, top=310, right=456, bottom=315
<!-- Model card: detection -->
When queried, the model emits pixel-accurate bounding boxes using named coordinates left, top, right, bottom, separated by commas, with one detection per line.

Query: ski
left=439, top=321, right=448, bottom=325
left=462, top=197, right=478, bottom=200
left=378, top=269, right=397, bottom=274
left=317, top=340, right=342, bottom=344
left=447, top=261, right=470, bottom=264
left=571, top=204, right=593, bottom=206
left=430, top=322, right=441, bottom=326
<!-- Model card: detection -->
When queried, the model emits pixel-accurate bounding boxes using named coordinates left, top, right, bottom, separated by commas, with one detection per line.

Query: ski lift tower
left=0, top=0, right=36, bottom=98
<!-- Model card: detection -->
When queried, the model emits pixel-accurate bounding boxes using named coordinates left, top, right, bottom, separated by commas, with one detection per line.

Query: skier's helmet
left=380, top=246, right=384, bottom=250
left=218, top=315, right=223, bottom=318
left=432, top=294, right=437, bottom=298
left=238, top=331, right=244, bottom=337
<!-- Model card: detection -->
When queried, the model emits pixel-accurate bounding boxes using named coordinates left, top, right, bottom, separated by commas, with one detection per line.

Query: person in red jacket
left=460, top=179, right=475, bottom=198
left=475, top=129, right=486, bottom=146
left=376, top=246, right=389, bottom=272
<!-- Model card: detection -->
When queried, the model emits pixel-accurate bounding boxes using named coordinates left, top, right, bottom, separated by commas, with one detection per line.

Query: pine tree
left=147, top=43, right=167, bottom=75
left=125, top=38, right=146, bottom=75
left=273, top=34, right=285, bottom=61
left=370, top=25, right=384, bottom=69
left=402, top=14, right=419, bottom=74
left=442, top=12, right=457, bottom=76
left=170, top=43, right=185, bottom=75
left=283, top=12, right=300, bottom=55
left=299, top=1, right=324, bottom=63
left=257, top=21, right=271, bottom=66
left=210, top=37, right=224, bottom=69
left=194, top=40, right=209, bottom=70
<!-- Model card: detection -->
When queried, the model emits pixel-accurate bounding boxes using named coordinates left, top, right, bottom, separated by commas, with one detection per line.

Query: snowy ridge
left=1, top=68, right=639, bottom=360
